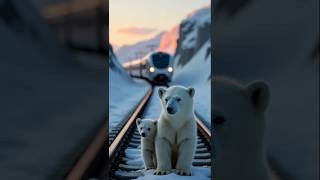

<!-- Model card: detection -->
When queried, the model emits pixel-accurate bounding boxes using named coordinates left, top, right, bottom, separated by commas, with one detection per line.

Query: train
left=143, top=51, right=174, bottom=84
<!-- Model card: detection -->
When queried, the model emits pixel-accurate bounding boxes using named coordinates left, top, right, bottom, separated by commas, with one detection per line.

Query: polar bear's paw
left=175, top=169, right=192, bottom=176
left=153, top=169, right=171, bottom=175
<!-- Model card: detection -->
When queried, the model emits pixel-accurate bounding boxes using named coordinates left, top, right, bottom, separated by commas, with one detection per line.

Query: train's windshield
left=152, top=53, right=170, bottom=69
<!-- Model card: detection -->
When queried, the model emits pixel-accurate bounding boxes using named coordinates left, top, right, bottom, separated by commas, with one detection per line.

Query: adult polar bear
left=154, top=86, right=197, bottom=176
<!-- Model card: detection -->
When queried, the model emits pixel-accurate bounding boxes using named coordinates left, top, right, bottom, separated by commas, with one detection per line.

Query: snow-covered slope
left=171, top=5, right=211, bottom=127
left=109, top=44, right=150, bottom=131
left=114, top=32, right=164, bottom=63
left=175, top=5, right=211, bottom=67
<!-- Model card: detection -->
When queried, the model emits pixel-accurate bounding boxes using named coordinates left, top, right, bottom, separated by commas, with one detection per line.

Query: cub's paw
left=153, top=169, right=171, bottom=175
left=175, top=169, right=192, bottom=176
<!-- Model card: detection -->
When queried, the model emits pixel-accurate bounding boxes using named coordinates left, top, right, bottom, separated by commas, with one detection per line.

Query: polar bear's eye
left=140, top=127, right=143, bottom=130
left=148, top=128, right=151, bottom=131
left=176, top=98, right=181, bottom=102
left=214, top=116, right=226, bottom=125
left=165, top=98, right=169, bottom=102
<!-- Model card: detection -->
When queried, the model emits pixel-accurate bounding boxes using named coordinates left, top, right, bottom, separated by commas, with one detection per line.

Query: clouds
left=117, top=27, right=159, bottom=36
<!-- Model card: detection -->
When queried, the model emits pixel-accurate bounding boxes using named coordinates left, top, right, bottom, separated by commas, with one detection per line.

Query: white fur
left=154, top=86, right=197, bottom=176
left=213, top=77, right=270, bottom=180
left=136, top=118, right=158, bottom=169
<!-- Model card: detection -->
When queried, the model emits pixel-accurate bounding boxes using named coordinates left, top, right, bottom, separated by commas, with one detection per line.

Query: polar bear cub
left=136, top=118, right=157, bottom=170
left=154, top=86, right=197, bottom=176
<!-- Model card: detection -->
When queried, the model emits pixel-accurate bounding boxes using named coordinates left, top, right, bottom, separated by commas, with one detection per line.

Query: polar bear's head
left=136, top=118, right=157, bottom=139
left=158, top=86, right=195, bottom=119
left=213, top=77, right=270, bottom=178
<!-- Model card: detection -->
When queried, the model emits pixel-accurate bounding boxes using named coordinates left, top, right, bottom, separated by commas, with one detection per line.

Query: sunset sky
left=109, top=0, right=210, bottom=47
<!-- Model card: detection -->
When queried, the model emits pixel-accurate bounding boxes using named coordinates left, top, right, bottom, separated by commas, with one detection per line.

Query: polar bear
left=213, top=77, right=270, bottom=180
left=154, top=86, right=197, bottom=176
left=136, top=118, right=157, bottom=170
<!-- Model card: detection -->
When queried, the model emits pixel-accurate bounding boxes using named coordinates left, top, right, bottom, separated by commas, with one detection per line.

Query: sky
left=109, top=0, right=210, bottom=47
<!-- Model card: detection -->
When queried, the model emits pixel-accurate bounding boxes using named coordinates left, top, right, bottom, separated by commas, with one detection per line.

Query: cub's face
left=136, top=118, right=157, bottom=138
left=158, top=86, right=195, bottom=117
left=213, top=78, right=270, bottom=160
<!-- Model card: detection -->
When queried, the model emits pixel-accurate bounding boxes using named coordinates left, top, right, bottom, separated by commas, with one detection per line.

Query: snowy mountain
left=174, top=5, right=211, bottom=67
left=171, top=5, right=211, bottom=126
left=109, top=44, right=129, bottom=76
left=114, top=32, right=164, bottom=63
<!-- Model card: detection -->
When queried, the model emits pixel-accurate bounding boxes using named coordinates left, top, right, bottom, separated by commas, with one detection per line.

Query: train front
left=146, top=52, right=174, bottom=84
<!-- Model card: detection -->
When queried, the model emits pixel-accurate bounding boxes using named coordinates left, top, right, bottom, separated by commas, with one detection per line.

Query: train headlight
left=167, top=67, right=173, bottom=72
left=149, top=67, right=155, bottom=72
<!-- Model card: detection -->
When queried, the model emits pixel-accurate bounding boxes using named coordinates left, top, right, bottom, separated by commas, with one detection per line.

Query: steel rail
left=195, top=115, right=211, bottom=141
left=107, top=89, right=153, bottom=173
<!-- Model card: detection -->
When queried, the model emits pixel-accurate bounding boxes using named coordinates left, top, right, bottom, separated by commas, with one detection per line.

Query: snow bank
left=109, top=46, right=150, bottom=132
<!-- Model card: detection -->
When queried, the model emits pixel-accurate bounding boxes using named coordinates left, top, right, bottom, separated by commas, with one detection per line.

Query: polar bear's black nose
left=141, top=133, right=146, bottom=137
left=167, top=107, right=174, bottom=114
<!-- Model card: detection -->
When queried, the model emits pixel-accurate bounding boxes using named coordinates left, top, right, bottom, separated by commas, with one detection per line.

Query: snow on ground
left=136, top=167, right=211, bottom=180
left=171, top=40, right=211, bottom=127
left=109, top=63, right=150, bottom=132
left=109, top=43, right=151, bottom=131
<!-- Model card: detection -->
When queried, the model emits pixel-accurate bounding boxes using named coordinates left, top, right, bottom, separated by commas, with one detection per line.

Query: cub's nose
left=141, top=132, right=146, bottom=137
left=167, top=107, right=174, bottom=114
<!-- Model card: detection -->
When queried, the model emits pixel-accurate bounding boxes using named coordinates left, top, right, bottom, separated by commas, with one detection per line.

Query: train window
left=152, top=53, right=170, bottom=69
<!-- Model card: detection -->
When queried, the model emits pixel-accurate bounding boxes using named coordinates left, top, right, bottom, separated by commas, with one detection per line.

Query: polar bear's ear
left=187, top=87, right=195, bottom=97
left=246, top=81, right=270, bottom=112
left=136, top=118, right=142, bottom=125
left=158, top=88, right=166, bottom=98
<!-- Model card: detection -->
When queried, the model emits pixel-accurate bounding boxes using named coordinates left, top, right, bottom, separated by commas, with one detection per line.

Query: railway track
left=107, top=87, right=212, bottom=179
left=64, top=87, right=211, bottom=179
